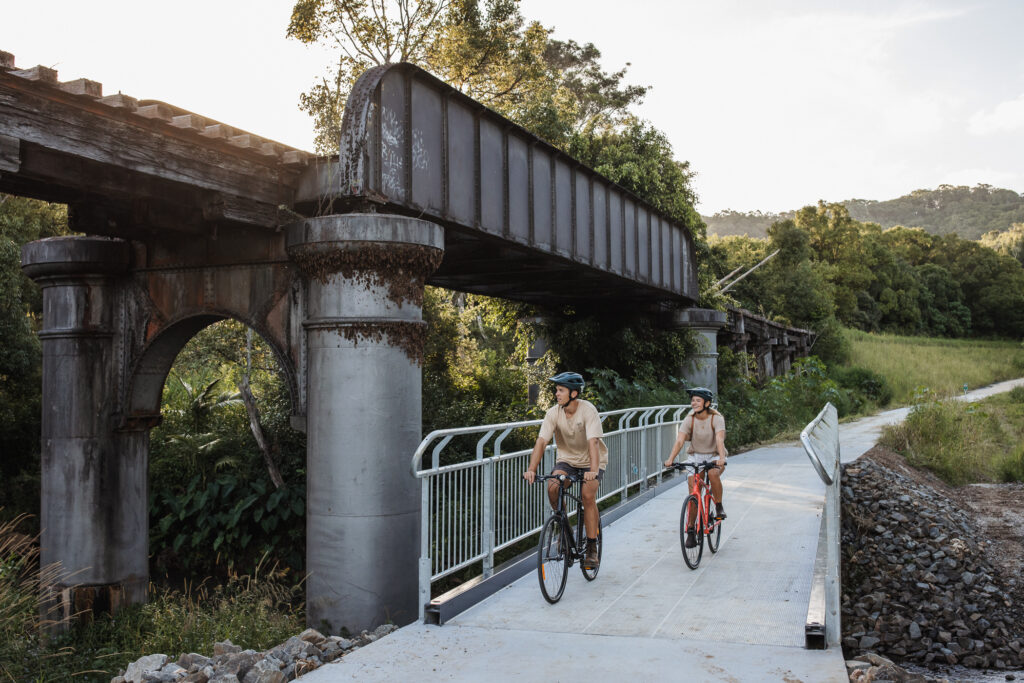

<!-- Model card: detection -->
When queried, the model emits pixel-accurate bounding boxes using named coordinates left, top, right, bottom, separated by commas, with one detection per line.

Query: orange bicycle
left=669, top=462, right=723, bottom=569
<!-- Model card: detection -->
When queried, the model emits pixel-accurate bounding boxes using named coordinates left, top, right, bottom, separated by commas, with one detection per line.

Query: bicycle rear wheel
left=538, top=516, right=569, bottom=603
left=581, top=518, right=602, bottom=581
left=680, top=494, right=703, bottom=569
left=705, top=493, right=722, bottom=553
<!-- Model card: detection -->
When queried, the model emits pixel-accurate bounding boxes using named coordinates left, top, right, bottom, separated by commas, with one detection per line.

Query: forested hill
left=705, top=184, right=1024, bottom=239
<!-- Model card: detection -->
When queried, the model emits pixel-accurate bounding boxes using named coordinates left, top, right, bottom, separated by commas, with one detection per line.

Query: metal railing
left=410, top=404, right=690, bottom=620
left=800, top=402, right=841, bottom=649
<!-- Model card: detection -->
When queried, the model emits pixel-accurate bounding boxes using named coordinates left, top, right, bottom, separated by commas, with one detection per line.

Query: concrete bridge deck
left=302, top=379, right=1024, bottom=682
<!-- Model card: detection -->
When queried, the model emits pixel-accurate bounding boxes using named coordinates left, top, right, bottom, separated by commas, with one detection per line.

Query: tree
left=0, top=196, right=68, bottom=519
left=929, top=235, right=1024, bottom=337
left=981, top=223, right=1024, bottom=267
left=287, top=0, right=648, bottom=151
left=794, top=203, right=874, bottom=326
left=914, top=263, right=970, bottom=337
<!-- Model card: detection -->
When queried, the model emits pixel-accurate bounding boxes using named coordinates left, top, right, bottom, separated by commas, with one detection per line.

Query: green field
left=844, top=329, right=1024, bottom=405
left=880, top=387, right=1024, bottom=484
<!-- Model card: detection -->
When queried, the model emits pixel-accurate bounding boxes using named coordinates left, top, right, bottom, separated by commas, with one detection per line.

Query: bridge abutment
left=286, top=213, right=444, bottom=633
left=21, top=236, right=147, bottom=628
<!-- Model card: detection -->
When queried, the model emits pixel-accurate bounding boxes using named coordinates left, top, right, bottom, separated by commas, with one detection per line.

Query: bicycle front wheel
left=705, top=494, right=722, bottom=553
left=680, top=494, right=703, bottom=569
left=581, top=519, right=602, bottom=581
left=538, top=516, right=569, bottom=603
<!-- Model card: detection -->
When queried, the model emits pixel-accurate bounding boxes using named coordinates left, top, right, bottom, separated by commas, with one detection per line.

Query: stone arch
left=125, top=311, right=301, bottom=426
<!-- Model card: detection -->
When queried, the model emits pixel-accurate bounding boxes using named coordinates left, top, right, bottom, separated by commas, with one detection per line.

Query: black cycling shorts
left=552, top=462, right=605, bottom=482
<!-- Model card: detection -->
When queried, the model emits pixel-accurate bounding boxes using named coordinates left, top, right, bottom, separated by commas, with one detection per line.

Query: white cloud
left=969, top=93, right=1024, bottom=135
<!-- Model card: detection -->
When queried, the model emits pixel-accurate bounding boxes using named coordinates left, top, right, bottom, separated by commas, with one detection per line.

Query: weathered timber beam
left=202, top=193, right=280, bottom=229
left=0, top=133, right=18, bottom=172
left=0, top=72, right=298, bottom=206
left=10, top=143, right=282, bottom=231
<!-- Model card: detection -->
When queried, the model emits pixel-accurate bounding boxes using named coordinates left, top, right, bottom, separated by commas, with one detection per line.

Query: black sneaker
left=684, top=529, right=697, bottom=548
left=715, top=504, right=727, bottom=520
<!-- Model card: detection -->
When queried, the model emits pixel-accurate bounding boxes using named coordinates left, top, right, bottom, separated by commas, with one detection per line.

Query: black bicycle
left=534, top=473, right=603, bottom=603
left=668, top=462, right=723, bottom=569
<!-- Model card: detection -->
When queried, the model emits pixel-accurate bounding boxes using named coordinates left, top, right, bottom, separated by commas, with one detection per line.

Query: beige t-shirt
left=679, top=411, right=726, bottom=454
left=539, top=399, right=609, bottom=470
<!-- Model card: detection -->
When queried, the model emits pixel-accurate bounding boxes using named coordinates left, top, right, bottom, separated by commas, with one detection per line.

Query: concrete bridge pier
left=20, top=236, right=147, bottom=627
left=286, top=214, right=444, bottom=634
left=671, top=308, right=728, bottom=396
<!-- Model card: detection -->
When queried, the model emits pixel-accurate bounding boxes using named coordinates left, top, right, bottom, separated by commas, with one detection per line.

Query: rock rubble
left=112, top=624, right=398, bottom=683
left=841, top=456, right=1023, bottom=674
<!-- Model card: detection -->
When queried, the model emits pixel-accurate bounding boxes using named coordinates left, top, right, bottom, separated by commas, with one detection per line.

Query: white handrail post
left=482, top=457, right=495, bottom=578
left=418, top=473, right=431, bottom=621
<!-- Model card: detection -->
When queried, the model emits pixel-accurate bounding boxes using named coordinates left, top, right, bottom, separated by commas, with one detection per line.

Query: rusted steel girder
left=296, top=63, right=700, bottom=306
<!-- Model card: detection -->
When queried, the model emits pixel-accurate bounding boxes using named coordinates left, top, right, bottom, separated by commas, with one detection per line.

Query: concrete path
left=303, top=378, right=1024, bottom=682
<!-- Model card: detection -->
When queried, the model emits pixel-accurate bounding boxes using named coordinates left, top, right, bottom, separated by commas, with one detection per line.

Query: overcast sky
left=4, top=1, right=1023, bottom=214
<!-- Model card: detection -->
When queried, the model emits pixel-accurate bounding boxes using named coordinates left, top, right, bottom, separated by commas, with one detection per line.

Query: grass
left=879, top=387, right=1024, bottom=485
left=845, top=328, right=1024, bottom=405
left=0, top=516, right=305, bottom=683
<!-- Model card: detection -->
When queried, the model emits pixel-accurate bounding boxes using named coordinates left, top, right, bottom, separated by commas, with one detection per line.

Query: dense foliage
left=148, top=322, right=307, bottom=580
left=710, top=202, right=1024, bottom=342
left=706, top=184, right=1024, bottom=240
left=0, top=196, right=68, bottom=521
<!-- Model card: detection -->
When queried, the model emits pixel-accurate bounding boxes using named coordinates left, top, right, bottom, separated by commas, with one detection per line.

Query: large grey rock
left=213, top=641, right=242, bottom=657
left=178, top=653, right=212, bottom=671
left=125, top=654, right=170, bottom=683
left=242, top=659, right=286, bottom=683
left=298, top=628, right=325, bottom=645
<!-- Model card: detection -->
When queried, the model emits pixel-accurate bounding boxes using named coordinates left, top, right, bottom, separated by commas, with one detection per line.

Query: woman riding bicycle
left=523, top=372, right=608, bottom=570
left=664, top=387, right=728, bottom=548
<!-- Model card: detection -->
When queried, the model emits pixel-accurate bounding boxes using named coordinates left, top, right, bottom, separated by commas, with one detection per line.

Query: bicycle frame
left=670, top=461, right=723, bottom=568
left=535, top=473, right=603, bottom=602
left=685, top=467, right=719, bottom=537
left=541, top=474, right=587, bottom=562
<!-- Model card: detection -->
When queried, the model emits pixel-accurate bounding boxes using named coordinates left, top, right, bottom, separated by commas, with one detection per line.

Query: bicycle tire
left=705, top=493, right=722, bottom=553
left=680, top=494, right=704, bottom=569
left=538, top=516, right=569, bottom=603
left=580, top=518, right=603, bottom=581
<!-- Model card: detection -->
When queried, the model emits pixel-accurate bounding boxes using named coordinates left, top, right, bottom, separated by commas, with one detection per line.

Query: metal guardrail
left=410, top=404, right=690, bottom=621
left=800, top=402, right=841, bottom=649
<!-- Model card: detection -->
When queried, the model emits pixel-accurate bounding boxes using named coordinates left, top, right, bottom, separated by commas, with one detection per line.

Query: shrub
left=829, top=365, right=894, bottom=409
left=880, top=399, right=992, bottom=485
left=6, top=564, right=303, bottom=682
left=718, top=357, right=853, bottom=448
left=0, top=513, right=72, bottom=679
left=150, top=475, right=304, bottom=580
left=998, top=444, right=1024, bottom=483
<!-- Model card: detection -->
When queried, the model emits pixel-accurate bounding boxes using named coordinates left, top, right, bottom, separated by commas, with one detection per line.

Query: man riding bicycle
left=523, top=372, right=608, bottom=570
left=664, top=387, right=728, bottom=549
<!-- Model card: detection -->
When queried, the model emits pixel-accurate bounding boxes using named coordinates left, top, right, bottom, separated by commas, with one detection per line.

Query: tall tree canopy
left=711, top=203, right=1024, bottom=341
left=288, top=0, right=649, bottom=151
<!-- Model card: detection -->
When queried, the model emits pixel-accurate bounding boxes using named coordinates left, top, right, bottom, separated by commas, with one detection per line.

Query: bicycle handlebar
left=533, top=473, right=583, bottom=483
left=667, top=462, right=723, bottom=473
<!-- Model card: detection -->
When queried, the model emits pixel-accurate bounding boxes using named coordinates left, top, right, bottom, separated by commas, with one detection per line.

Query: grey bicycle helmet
left=549, top=371, right=585, bottom=396
left=686, top=387, right=714, bottom=403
